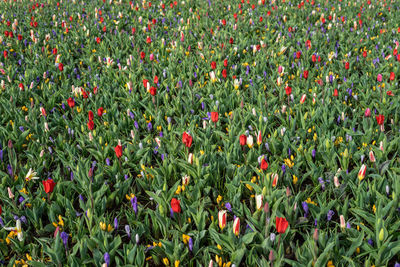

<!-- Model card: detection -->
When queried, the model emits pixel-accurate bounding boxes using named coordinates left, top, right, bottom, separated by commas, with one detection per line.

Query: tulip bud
left=379, top=228, right=384, bottom=241
left=135, top=233, right=140, bottom=244
left=313, top=228, right=319, bottom=241
left=369, top=151, right=375, bottom=163
left=340, top=215, right=345, bottom=229
left=269, top=250, right=275, bottom=262
left=8, top=187, right=14, bottom=199
left=233, top=217, right=240, bottom=236
left=255, top=194, right=263, bottom=210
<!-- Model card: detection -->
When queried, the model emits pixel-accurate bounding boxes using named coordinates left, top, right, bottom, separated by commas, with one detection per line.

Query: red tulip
left=211, top=112, right=219, bottom=123
left=363, top=51, right=367, bottom=58
left=88, top=110, right=94, bottom=121
left=87, top=120, right=94, bottom=131
left=233, top=217, right=240, bottom=236
left=154, top=75, right=159, bottom=84
left=131, top=27, right=136, bottom=34
left=311, top=54, right=316, bottom=62
left=150, top=86, right=157, bottom=96
left=223, top=59, right=228, bottom=67
left=260, top=158, right=268, bottom=170
left=115, top=145, right=123, bottom=158
left=345, top=62, right=349, bottom=70
left=58, top=63, right=64, bottom=71
left=18, top=34, right=23, bottom=41
left=285, top=86, right=292, bottom=96
left=93, top=86, right=98, bottom=95
left=42, top=179, right=56, bottom=194
left=19, top=83, right=24, bottom=91
left=182, top=132, right=193, bottom=148
left=239, top=134, right=247, bottom=146
left=303, top=70, right=309, bottom=79
left=3, top=50, right=8, bottom=59
left=67, top=97, right=75, bottom=108
left=333, top=88, right=338, bottom=97
left=171, top=198, right=181, bottom=213
left=222, top=69, right=227, bottom=78
left=211, top=61, right=216, bottom=70
left=276, top=217, right=289, bottom=234
left=146, top=36, right=152, bottom=44
left=97, top=107, right=104, bottom=117
left=296, top=51, right=301, bottom=59
left=143, top=79, right=149, bottom=89
left=390, top=72, right=395, bottom=81
left=376, top=115, right=385, bottom=125
left=387, top=91, right=394, bottom=96
left=140, top=52, right=145, bottom=60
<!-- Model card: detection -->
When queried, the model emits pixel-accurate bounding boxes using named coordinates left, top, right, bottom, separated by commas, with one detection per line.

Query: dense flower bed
left=1, top=0, right=400, bottom=266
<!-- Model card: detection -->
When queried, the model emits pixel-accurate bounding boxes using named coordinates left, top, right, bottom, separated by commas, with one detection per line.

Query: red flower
left=312, top=54, right=316, bottom=62
left=333, top=89, right=338, bottom=97
left=345, top=62, right=349, bottom=70
left=363, top=51, right=367, bottom=58
left=96, top=37, right=101, bottom=44
left=390, top=72, right=395, bottom=81
left=376, top=114, right=385, bottom=125
left=387, top=91, right=394, bottom=96
left=18, top=34, right=22, bottom=41
left=276, top=217, right=289, bottom=234
left=140, top=52, right=145, bottom=60
left=131, top=27, right=136, bottom=34
left=88, top=110, right=94, bottom=121
left=114, top=145, right=123, bottom=158
left=3, top=50, right=8, bottom=59
left=58, top=63, right=64, bottom=72
left=260, top=158, right=268, bottom=170
left=143, top=79, right=149, bottom=89
left=97, top=107, right=104, bottom=117
left=285, top=86, right=292, bottom=96
left=42, top=179, right=56, bottom=194
left=229, top=37, right=234, bottom=44
left=239, top=134, right=247, bottom=146
left=171, top=198, right=181, bottom=213
left=93, top=86, right=98, bottom=94
left=87, top=120, right=94, bottom=131
left=296, top=51, right=301, bottom=59
left=182, top=132, right=193, bottom=148
left=19, top=83, right=24, bottom=91
left=67, top=97, right=75, bottom=108
left=211, top=61, right=216, bottom=70
left=211, top=112, right=219, bottom=123
left=223, top=59, right=228, bottom=67
left=303, top=70, right=309, bottom=79
left=222, top=69, right=227, bottom=78
left=154, top=75, right=159, bottom=84
left=146, top=36, right=152, bottom=44
left=150, top=86, right=157, bottom=96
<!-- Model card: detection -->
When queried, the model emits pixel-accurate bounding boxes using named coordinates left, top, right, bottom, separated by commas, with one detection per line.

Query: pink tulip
left=278, top=65, right=283, bottom=74
left=364, top=108, right=371, bottom=117
left=149, top=54, right=154, bottom=61
left=377, top=74, right=382, bottom=82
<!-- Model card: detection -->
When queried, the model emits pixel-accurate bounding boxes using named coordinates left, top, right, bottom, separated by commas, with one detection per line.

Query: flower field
left=1, top=0, right=400, bottom=266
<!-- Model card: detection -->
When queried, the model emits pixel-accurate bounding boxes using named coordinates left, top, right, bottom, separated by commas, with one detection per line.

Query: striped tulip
left=369, top=151, right=375, bottom=163
left=246, top=135, right=254, bottom=148
left=358, top=164, right=367, bottom=181
left=256, top=130, right=262, bottom=145
left=233, top=217, right=240, bottom=236
left=340, top=215, right=346, bottom=229
left=255, top=194, right=263, bottom=210
left=218, top=210, right=227, bottom=230
left=272, top=173, right=279, bottom=187
left=300, top=94, right=306, bottom=104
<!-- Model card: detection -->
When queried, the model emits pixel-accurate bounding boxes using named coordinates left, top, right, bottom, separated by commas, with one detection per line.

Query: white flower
left=4, top=219, right=23, bottom=241
left=25, top=168, right=39, bottom=181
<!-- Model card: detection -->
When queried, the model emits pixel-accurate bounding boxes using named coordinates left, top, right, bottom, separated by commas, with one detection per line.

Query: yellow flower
left=305, top=198, right=317, bottom=206
left=327, top=260, right=335, bottom=267
left=175, top=185, right=182, bottom=195
left=182, top=234, right=190, bottom=244
left=293, top=175, right=298, bottom=185
left=163, top=258, right=169, bottom=266
left=372, top=204, right=376, bottom=214
left=216, top=195, right=223, bottom=205
left=175, top=260, right=180, bottom=267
